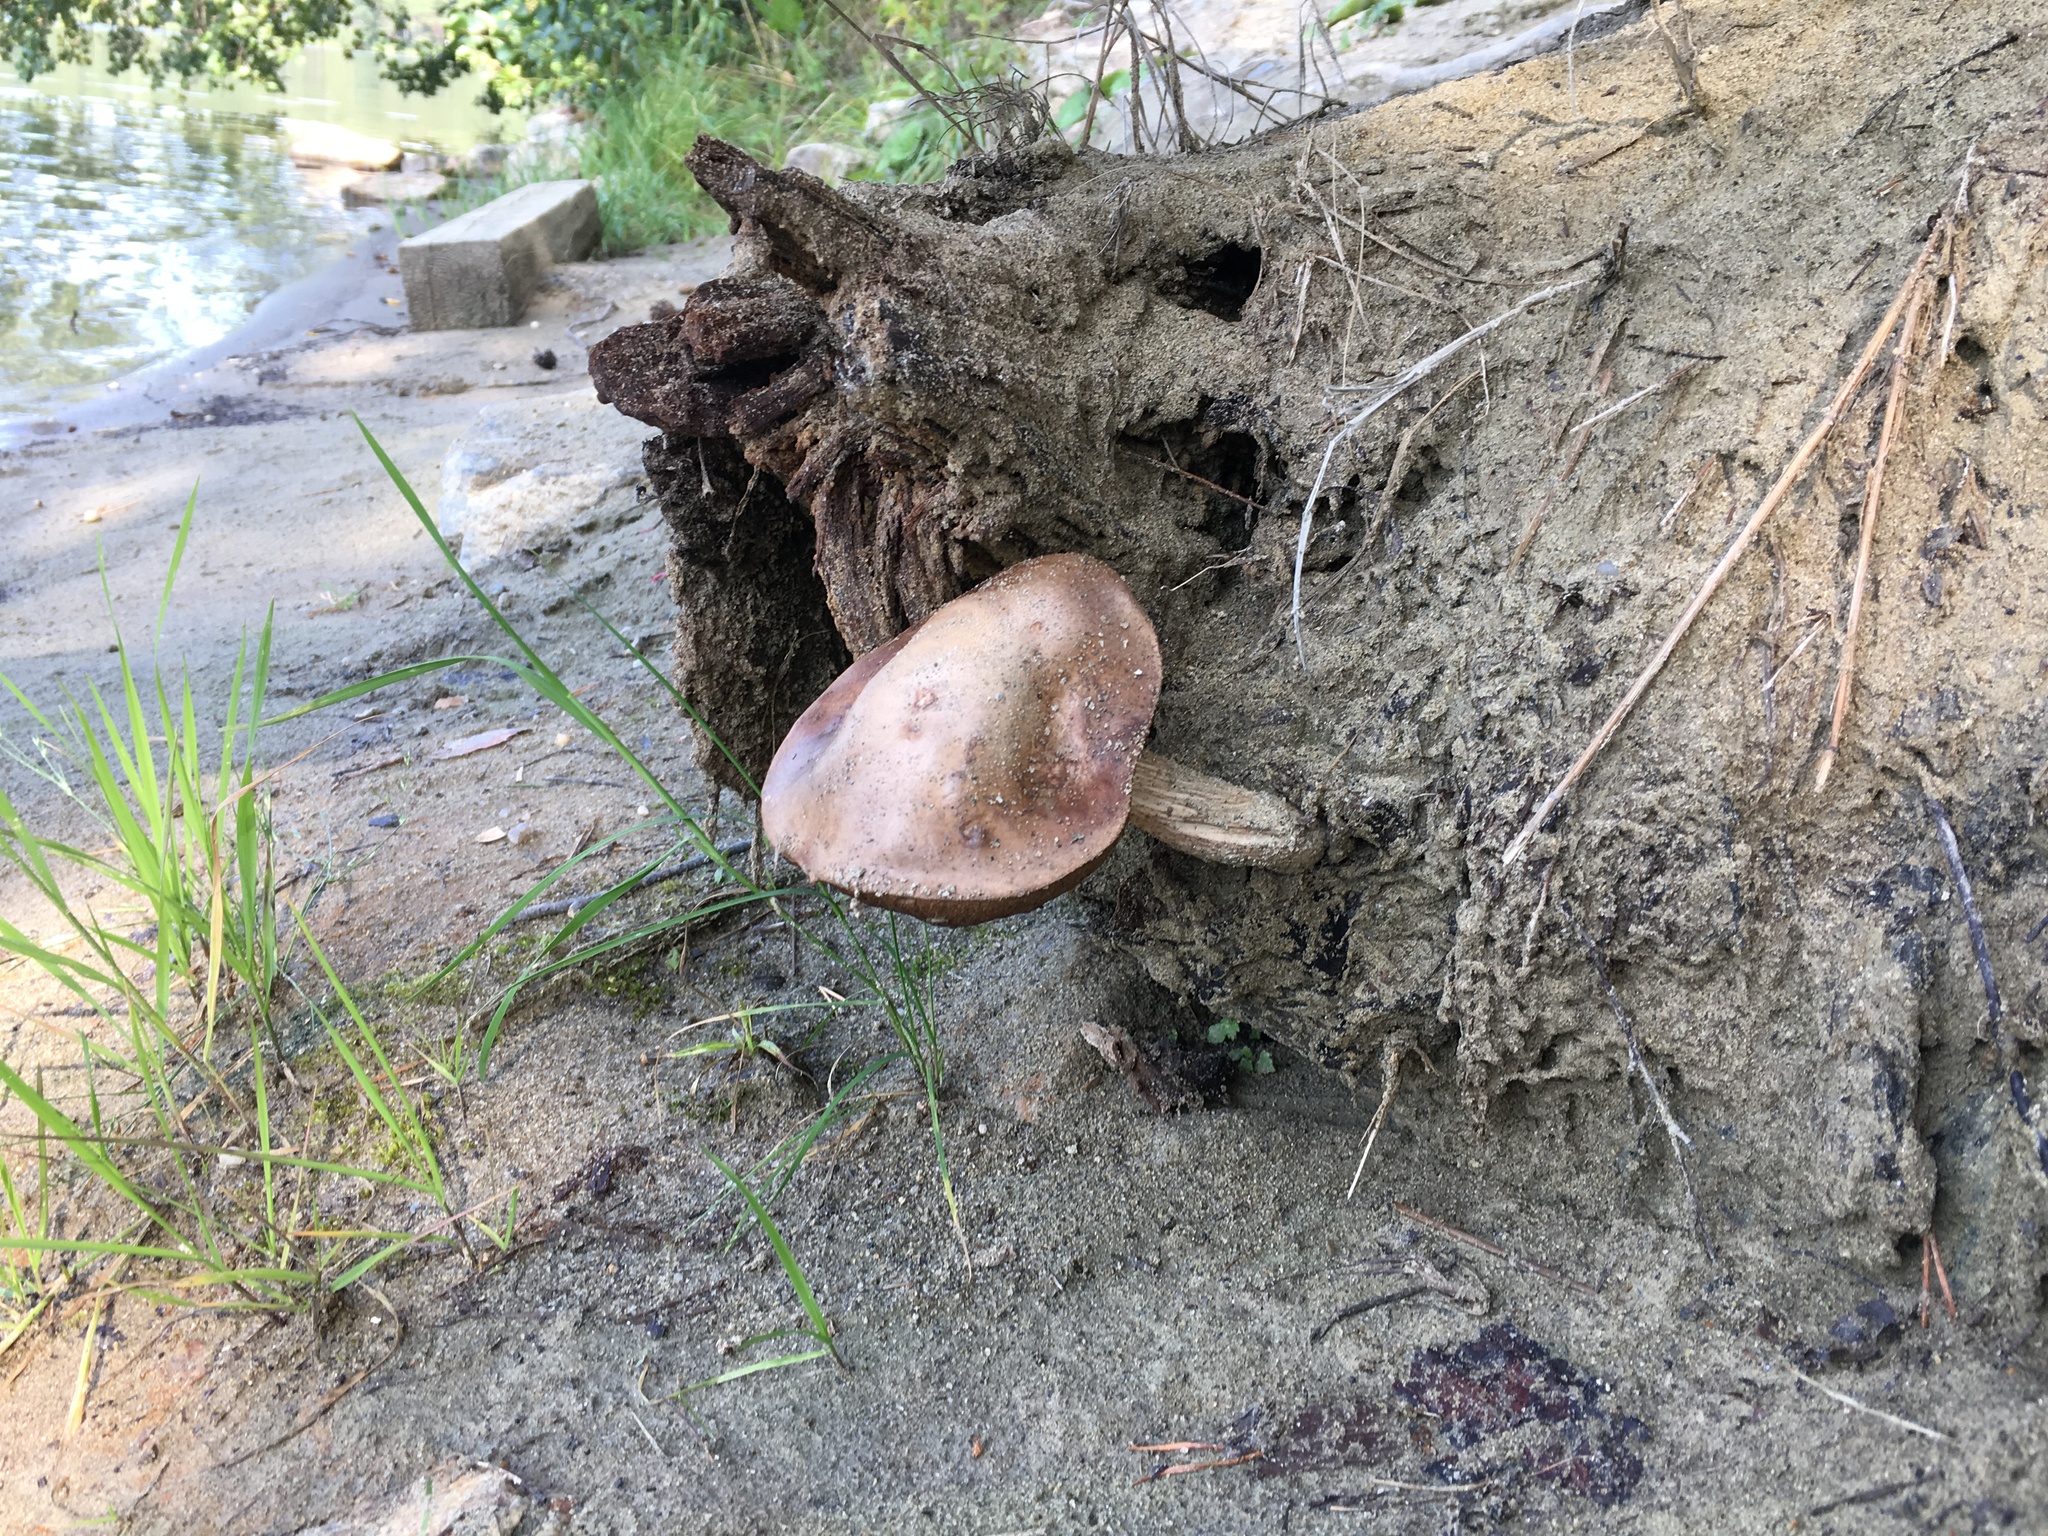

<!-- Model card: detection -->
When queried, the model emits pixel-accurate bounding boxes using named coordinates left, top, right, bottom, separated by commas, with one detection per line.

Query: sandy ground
left=3, top=5, right=2047, bottom=1534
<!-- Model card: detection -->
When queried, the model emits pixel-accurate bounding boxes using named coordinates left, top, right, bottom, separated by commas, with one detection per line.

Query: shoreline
left=0, top=0, right=1617, bottom=451
left=0, top=211, right=407, bottom=450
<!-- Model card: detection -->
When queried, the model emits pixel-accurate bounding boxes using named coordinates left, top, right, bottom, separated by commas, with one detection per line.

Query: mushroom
left=760, top=553, right=1319, bottom=925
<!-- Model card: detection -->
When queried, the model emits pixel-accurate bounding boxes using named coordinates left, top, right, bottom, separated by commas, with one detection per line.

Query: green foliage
left=1205, top=1018, right=1275, bottom=1076
left=566, top=1, right=1028, bottom=251
left=0, top=523, right=465, bottom=1320
left=324, top=418, right=974, bottom=1273
left=0, top=489, right=282, bottom=1048
left=0, top=0, right=691, bottom=108
left=1324, top=0, right=1405, bottom=36
left=1, top=0, right=349, bottom=92
left=364, top=0, right=703, bottom=113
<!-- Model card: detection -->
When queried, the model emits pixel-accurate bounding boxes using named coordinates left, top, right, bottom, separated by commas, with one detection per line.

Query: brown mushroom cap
left=761, top=553, right=1162, bottom=925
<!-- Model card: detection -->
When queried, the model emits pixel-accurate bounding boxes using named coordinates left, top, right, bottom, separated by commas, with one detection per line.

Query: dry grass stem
left=1390, top=1201, right=1603, bottom=1299
left=1813, top=271, right=1936, bottom=793
left=1562, top=903, right=1714, bottom=1262
left=1316, top=147, right=1503, bottom=286
left=1659, top=455, right=1721, bottom=533
left=1928, top=796, right=2048, bottom=1188
left=1513, top=359, right=1705, bottom=569
left=1326, top=368, right=1484, bottom=592
left=1294, top=275, right=1594, bottom=666
left=1648, top=0, right=1702, bottom=110
left=1500, top=209, right=1953, bottom=866
left=1288, top=257, right=1313, bottom=362
left=1787, top=1364, right=1948, bottom=1443
left=1345, top=1036, right=1407, bottom=1200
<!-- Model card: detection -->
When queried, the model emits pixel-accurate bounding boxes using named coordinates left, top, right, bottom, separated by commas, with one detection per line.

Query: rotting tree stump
left=593, top=1, right=2048, bottom=1271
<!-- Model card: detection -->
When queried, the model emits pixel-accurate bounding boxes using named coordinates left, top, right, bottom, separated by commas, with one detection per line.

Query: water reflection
left=0, top=90, right=344, bottom=415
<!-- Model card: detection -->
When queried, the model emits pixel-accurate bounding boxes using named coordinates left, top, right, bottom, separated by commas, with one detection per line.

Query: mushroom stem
left=1127, top=751, right=1321, bottom=871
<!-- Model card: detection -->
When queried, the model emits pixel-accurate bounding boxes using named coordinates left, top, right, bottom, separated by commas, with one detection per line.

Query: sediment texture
left=592, top=0, right=2048, bottom=1275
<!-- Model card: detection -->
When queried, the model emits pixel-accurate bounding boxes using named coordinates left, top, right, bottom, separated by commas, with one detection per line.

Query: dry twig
left=1391, top=1201, right=1601, bottom=1299
left=221, top=1307, right=405, bottom=1467
left=1561, top=903, right=1715, bottom=1262
left=1929, top=796, right=2048, bottom=1187
left=1500, top=208, right=1954, bottom=866
left=1132, top=1449, right=1263, bottom=1484
left=1813, top=267, right=1937, bottom=792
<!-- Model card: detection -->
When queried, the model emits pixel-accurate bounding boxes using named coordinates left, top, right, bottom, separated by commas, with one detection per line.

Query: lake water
left=0, top=47, right=520, bottom=418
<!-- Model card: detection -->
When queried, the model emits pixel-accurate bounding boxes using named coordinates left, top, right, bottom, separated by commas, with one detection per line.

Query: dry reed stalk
left=1500, top=213, right=1952, bottom=866
left=1294, top=275, right=1593, bottom=666
left=1345, top=1036, right=1406, bottom=1200
left=1511, top=360, right=1704, bottom=568
left=1812, top=270, right=1936, bottom=793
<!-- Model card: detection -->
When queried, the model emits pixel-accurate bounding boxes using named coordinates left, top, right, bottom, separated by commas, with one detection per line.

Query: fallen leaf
left=476, top=827, right=507, bottom=844
left=434, top=727, right=528, bottom=760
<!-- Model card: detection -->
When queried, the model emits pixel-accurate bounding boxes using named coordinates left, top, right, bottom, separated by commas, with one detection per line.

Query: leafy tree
left=0, top=0, right=691, bottom=109
left=1, top=0, right=352, bottom=92
left=364, top=0, right=688, bottom=111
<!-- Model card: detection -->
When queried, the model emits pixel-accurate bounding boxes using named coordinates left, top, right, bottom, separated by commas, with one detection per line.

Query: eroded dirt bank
left=596, top=0, right=2048, bottom=1300
left=1, top=2, right=2045, bottom=1532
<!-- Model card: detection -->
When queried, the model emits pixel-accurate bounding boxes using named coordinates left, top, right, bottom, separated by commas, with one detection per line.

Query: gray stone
left=398, top=180, right=602, bottom=331
left=438, top=387, right=649, bottom=566
left=341, top=170, right=448, bottom=207
left=782, top=142, right=864, bottom=185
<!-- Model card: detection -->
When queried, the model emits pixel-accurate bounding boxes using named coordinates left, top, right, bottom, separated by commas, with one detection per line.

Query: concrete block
left=397, top=180, right=602, bottom=331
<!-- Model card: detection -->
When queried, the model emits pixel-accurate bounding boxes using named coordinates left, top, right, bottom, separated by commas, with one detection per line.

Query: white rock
left=863, top=98, right=919, bottom=138
left=278, top=118, right=402, bottom=171
left=438, top=388, right=650, bottom=567
left=290, top=1459, right=528, bottom=1536
left=507, top=106, right=589, bottom=177
left=341, top=170, right=449, bottom=207
left=782, top=142, right=865, bottom=185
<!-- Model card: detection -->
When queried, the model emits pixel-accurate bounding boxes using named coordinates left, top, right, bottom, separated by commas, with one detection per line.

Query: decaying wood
left=587, top=6, right=2048, bottom=1273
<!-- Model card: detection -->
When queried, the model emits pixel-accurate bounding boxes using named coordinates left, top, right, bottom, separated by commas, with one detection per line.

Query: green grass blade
left=155, top=482, right=197, bottom=645
left=0, top=1058, right=188, bottom=1249
left=704, top=1151, right=834, bottom=1356
left=290, top=911, right=443, bottom=1198
left=679, top=1347, right=830, bottom=1396
left=569, top=591, right=759, bottom=795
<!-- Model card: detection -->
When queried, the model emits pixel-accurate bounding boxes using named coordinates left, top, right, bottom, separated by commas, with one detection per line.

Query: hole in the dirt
left=1157, top=243, right=1263, bottom=321
left=1125, top=424, right=1272, bottom=554
left=1190, top=430, right=1263, bottom=547
left=1955, top=334, right=1989, bottom=365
